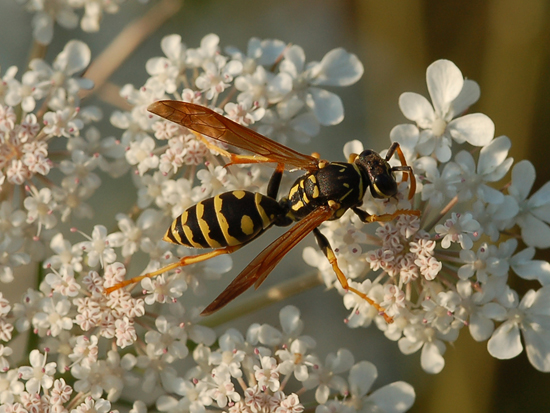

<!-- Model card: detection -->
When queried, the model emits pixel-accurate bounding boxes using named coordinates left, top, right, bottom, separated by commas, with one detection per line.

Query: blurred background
left=2, top=0, right=550, bottom=412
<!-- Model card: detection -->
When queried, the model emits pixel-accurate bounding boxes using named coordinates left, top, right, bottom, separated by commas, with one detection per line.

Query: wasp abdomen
left=163, top=190, right=283, bottom=248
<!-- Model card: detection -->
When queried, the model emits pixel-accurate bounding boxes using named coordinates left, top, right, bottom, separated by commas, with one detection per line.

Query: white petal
left=398, top=92, right=435, bottom=127
left=529, top=181, right=550, bottom=208
left=433, top=137, right=452, bottom=163
left=281, top=45, right=305, bottom=76
left=309, top=48, right=363, bottom=86
left=454, top=150, right=476, bottom=172
left=469, top=312, right=494, bottom=342
left=420, top=341, right=445, bottom=374
left=343, top=140, right=364, bottom=160
left=531, top=204, right=550, bottom=224
left=511, top=160, right=536, bottom=202
left=529, top=285, right=550, bottom=315
left=449, top=79, right=480, bottom=117
left=448, top=113, right=494, bottom=146
left=348, top=361, right=377, bottom=398
left=368, top=381, right=416, bottom=413
left=426, top=59, right=464, bottom=116
left=306, top=87, right=344, bottom=126
left=32, top=12, right=54, bottom=45
left=59, top=40, right=91, bottom=75
left=522, top=323, right=550, bottom=372
left=295, top=364, right=309, bottom=381
left=315, top=383, right=330, bottom=404
left=258, top=324, right=282, bottom=346
left=519, top=214, right=550, bottom=249
left=289, top=112, right=320, bottom=141
left=479, top=185, right=504, bottom=205
left=488, top=321, right=523, bottom=359
left=255, top=39, right=287, bottom=66
left=483, top=158, right=514, bottom=183
left=279, top=305, right=302, bottom=335
left=390, top=124, right=420, bottom=152
left=513, top=260, right=550, bottom=285
left=397, top=337, right=423, bottom=355
left=200, top=33, right=220, bottom=54
left=325, top=348, right=354, bottom=373
left=161, top=34, right=183, bottom=61
left=478, top=136, right=511, bottom=175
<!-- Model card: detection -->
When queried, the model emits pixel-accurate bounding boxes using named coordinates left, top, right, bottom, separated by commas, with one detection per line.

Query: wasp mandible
left=105, top=101, right=419, bottom=323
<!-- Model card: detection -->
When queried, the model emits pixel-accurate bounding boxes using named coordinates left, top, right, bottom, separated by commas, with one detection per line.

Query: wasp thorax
left=355, top=150, right=398, bottom=199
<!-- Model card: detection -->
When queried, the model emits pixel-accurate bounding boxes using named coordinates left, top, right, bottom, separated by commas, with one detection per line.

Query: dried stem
left=81, top=0, right=183, bottom=100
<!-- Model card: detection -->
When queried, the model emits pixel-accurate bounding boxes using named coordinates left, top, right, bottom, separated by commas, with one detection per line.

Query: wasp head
left=355, top=150, right=398, bottom=199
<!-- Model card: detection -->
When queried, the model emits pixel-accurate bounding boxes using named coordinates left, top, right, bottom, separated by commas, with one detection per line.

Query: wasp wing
left=148, top=100, right=319, bottom=171
left=201, top=206, right=333, bottom=316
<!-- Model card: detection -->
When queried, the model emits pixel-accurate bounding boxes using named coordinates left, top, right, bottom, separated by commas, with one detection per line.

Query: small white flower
left=18, top=350, right=56, bottom=394
left=125, top=136, right=160, bottom=176
left=435, top=212, right=481, bottom=250
left=505, top=160, right=550, bottom=248
left=488, top=286, right=550, bottom=372
left=343, top=361, right=415, bottom=413
left=76, top=225, right=118, bottom=268
left=254, top=356, right=280, bottom=392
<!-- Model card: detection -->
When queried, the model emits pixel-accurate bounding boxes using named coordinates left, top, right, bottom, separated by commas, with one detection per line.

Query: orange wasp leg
left=386, top=142, right=416, bottom=200
left=104, top=245, right=242, bottom=294
left=312, top=227, right=393, bottom=324
left=352, top=207, right=421, bottom=223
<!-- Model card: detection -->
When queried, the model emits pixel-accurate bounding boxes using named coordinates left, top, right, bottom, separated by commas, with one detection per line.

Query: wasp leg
left=267, top=163, right=285, bottom=199
left=352, top=207, right=420, bottom=223
left=387, top=142, right=416, bottom=199
left=104, top=245, right=242, bottom=294
left=312, top=227, right=393, bottom=323
left=191, top=131, right=273, bottom=166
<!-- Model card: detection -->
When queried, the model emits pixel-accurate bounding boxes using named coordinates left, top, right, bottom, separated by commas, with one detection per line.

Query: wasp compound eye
left=371, top=173, right=398, bottom=199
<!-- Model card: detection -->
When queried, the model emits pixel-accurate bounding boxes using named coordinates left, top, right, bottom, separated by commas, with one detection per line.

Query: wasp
left=105, top=101, right=419, bottom=323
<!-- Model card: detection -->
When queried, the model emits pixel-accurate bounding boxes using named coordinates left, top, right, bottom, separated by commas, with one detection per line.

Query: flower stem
left=424, top=195, right=458, bottom=232
left=81, top=0, right=182, bottom=100
left=200, top=271, right=323, bottom=328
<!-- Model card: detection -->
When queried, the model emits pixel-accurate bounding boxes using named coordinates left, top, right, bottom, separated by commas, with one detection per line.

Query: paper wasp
left=105, top=101, right=419, bottom=323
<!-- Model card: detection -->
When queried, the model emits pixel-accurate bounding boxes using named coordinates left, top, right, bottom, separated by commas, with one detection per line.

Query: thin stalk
left=200, top=271, right=323, bottom=328
left=423, top=195, right=458, bottom=232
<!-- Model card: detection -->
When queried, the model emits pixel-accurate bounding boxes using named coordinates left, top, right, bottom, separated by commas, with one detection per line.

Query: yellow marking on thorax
left=233, top=190, right=246, bottom=199
left=308, top=175, right=320, bottom=198
left=288, top=184, right=300, bottom=200
left=352, top=163, right=364, bottom=198
left=214, top=195, right=239, bottom=246
left=339, top=188, right=355, bottom=202
left=197, top=201, right=222, bottom=248
left=299, top=180, right=309, bottom=204
left=291, top=200, right=305, bottom=211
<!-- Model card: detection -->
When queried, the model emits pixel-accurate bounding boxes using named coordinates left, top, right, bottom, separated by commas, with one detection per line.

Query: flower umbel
left=3, top=7, right=550, bottom=411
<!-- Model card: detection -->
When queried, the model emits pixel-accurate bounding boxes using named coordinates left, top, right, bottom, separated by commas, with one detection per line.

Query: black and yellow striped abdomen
left=163, top=190, right=285, bottom=248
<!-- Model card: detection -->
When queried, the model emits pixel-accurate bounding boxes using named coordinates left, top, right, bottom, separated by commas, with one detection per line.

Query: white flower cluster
left=16, top=0, right=145, bottom=45
left=304, top=59, right=550, bottom=374
left=0, top=30, right=417, bottom=411
left=1, top=305, right=415, bottom=412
